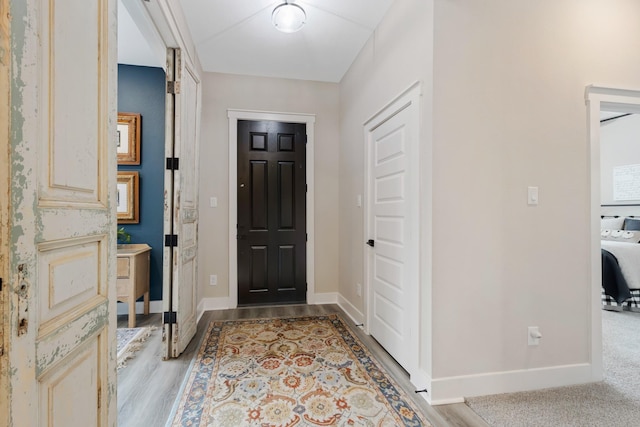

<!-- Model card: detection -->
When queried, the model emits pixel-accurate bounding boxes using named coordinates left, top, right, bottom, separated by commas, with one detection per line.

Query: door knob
left=366, top=239, right=375, bottom=247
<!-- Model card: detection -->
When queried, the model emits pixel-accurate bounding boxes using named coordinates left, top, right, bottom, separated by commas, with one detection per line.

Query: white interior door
left=162, top=48, right=201, bottom=358
left=365, top=88, right=420, bottom=376
left=2, top=0, right=117, bottom=425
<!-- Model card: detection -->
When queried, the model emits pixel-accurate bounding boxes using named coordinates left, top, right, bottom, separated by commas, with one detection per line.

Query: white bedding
left=601, top=240, right=640, bottom=290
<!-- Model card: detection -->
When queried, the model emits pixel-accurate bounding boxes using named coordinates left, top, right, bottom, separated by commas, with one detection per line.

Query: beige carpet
left=466, top=310, right=640, bottom=427
left=168, top=314, right=431, bottom=426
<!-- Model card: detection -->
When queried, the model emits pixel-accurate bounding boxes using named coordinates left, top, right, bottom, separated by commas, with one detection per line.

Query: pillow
left=601, top=229, right=640, bottom=243
left=601, top=217, right=624, bottom=230
left=624, top=217, right=640, bottom=231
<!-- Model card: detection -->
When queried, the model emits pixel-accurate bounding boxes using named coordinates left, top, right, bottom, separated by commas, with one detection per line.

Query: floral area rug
left=169, top=314, right=430, bottom=426
left=117, top=326, right=153, bottom=369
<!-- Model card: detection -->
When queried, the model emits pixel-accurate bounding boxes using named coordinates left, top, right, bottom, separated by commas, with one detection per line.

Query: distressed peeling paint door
left=0, top=0, right=9, bottom=420
left=162, top=48, right=200, bottom=358
left=3, top=0, right=117, bottom=425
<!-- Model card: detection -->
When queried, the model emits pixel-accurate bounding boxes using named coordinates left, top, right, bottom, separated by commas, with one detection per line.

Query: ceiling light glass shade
left=272, top=2, right=306, bottom=33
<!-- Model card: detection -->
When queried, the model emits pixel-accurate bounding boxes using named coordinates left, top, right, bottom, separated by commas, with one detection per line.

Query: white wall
left=197, top=72, right=340, bottom=303
left=339, top=0, right=640, bottom=401
left=338, top=0, right=435, bottom=386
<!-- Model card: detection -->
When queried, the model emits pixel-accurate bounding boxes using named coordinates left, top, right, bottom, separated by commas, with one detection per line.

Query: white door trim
left=363, top=82, right=422, bottom=381
left=228, top=109, right=316, bottom=308
left=585, top=85, right=640, bottom=381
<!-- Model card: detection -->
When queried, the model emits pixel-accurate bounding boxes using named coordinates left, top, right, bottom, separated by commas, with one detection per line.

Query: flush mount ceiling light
left=272, top=1, right=306, bottom=33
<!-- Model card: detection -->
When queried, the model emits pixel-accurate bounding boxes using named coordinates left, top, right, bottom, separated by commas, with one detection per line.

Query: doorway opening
left=587, top=86, right=640, bottom=380
left=116, top=0, right=167, bottom=318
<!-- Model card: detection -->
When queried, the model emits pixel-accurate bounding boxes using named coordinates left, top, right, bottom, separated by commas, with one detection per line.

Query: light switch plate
left=528, top=326, right=541, bottom=346
left=527, top=187, right=539, bottom=206
left=210, top=197, right=218, bottom=208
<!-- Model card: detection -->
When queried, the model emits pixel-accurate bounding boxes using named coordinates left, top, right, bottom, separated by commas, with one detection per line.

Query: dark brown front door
left=237, top=120, right=307, bottom=305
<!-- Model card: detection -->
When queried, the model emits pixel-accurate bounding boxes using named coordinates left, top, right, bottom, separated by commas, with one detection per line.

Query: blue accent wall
left=118, top=64, right=165, bottom=301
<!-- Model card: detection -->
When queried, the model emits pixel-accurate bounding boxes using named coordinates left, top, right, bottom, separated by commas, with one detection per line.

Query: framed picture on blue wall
left=117, top=112, right=141, bottom=165
left=117, top=171, right=139, bottom=223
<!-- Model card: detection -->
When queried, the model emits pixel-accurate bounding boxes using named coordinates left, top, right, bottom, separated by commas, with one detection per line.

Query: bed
left=601, top=216, right=640, bottom=312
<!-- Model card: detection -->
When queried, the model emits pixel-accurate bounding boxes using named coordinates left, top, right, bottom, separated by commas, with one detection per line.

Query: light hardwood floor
left=117, top=304, right=490, bottom=427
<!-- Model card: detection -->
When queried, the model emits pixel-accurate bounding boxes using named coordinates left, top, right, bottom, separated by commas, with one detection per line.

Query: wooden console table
left=117, top=244, right=151, bottom=328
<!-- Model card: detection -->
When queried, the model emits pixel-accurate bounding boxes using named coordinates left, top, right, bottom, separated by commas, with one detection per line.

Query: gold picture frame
left=117, top=171, right=139, bottom=223
left=117, top=112, right=141, bottom=165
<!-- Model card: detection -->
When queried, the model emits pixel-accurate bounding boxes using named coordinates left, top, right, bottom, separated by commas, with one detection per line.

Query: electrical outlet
left=209, top=274, right=218, bottom=286
left=356, top=283, right=362, bottom=297
left=528, top=326, right=542, bottom=346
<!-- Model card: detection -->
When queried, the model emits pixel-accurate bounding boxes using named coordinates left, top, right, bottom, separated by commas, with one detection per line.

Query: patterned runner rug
left=169, top=314, right=430, bottom=426
left=117, top=326, right=153, bottom=369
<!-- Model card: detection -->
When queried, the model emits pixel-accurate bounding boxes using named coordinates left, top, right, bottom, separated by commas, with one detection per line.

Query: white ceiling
left=118, top=0, right=395, bottom=83
left=118, top=1, right=165, bottom=68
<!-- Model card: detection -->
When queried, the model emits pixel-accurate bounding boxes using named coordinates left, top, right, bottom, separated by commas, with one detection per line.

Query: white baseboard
left=430, top=397, right=466, bottom=406
left=408, top=369, right=436, bottom=405
left=337, top=293, right=364, bottom=325
left=197, top=297, right=232, bottom=322
left=117, top=300, right=163, bottom=316
left=429, top=362, right=594, bottom=403
left=309, top=292, right=338, bottom=305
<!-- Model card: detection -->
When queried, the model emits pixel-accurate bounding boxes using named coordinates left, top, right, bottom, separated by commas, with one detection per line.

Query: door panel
left=3, top=0, right=116, bottom=425
left=251, top=161, right=268, bottom=229
left=41, top=0, right=101, bottom=204
left=367, top=103, right=418, bottom=375
left=250, top=246, right=268, bottom=292
left=278, top=245, right=296, bottom=289
left=278, top=162, right=296, bottom=228
left=238, top=120, right=306, bottom=305
left=38, top=335, right=103, bottom=426
left=37, top=237, right=104, bottom=328
left=163, top=49, right=201, bottom=358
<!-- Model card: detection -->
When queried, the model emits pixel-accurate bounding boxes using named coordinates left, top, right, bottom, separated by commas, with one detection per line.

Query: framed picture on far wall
left=117, top=171, right=139, bottom=223
left=117, top=112, right=141, bottom=165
